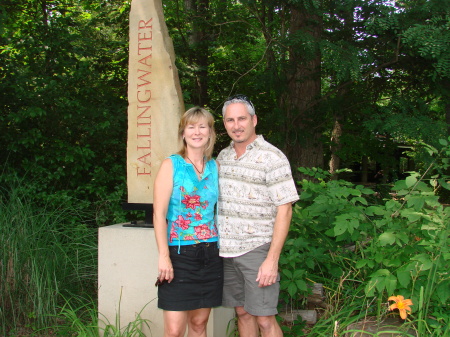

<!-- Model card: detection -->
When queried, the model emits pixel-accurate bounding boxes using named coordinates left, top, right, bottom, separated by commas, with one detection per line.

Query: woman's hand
left=158, top=254, right=174, bottom=283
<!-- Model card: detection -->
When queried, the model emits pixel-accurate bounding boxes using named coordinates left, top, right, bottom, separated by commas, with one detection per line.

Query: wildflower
left=388, top=295, right=413, bottom=319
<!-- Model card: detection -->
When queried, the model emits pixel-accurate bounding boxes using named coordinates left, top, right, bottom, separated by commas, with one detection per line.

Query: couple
left=153, top=95, right=299, bottom=337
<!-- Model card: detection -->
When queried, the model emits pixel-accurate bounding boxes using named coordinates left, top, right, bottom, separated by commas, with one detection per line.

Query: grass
left=0, top=177, right=153, bottom=336
left=0, top=177, right=97, bottom=335
left=40, top=295, right=152, bottom=337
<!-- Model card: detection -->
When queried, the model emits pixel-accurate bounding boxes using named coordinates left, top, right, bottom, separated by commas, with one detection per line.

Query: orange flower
left=388, top=295, right=413, bottom=319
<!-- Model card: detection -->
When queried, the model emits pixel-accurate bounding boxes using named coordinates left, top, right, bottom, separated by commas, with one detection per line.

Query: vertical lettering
left=135, top=18, right=153, bottom=177
left=138, top=18, right=153, bottom=29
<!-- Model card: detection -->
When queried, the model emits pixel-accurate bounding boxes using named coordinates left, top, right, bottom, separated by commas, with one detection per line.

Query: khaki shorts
left=222, top=243, right=280, bottom=316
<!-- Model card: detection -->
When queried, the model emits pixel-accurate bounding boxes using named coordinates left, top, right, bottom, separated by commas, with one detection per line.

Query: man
left=217, top=95, right=299, bottom=337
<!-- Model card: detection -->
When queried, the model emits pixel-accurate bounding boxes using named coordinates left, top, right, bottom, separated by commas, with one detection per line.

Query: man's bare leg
left=235, top=306, right=259, bottom=337
left=256, top=315, right=283, bottom=337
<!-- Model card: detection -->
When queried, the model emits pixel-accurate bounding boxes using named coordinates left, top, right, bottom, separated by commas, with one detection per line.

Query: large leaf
left=378, top=232, right=396, bottom=246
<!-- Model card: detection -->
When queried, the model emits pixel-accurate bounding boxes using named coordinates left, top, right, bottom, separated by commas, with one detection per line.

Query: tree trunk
left=41, top=0, right=48, bottom=26
left=446, top=101, right=450, bottom=136
left=361, top=156, right=368, bottom=184
left=329, top=118, right=343, bottom=179
left=282, top=5, right=323, bottom=173
left=184, top=0, right=210, bottom=106
left=328, top=3, right=354, bottom=179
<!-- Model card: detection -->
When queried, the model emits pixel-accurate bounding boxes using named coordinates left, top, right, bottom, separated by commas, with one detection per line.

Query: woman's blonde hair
left=177, top=106, right=216, bottom=160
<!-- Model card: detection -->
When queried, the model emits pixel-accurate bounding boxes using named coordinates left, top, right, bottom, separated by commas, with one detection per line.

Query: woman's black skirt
left=157, top=241, right=223, bottom=311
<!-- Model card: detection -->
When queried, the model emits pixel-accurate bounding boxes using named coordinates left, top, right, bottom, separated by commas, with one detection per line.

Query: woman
left=153, top=107, right=222, bottom=337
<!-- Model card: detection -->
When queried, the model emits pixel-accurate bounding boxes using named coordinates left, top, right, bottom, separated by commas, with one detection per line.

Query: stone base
left=98, top=224, right=235, bottom=336
left=280, top=310, right=317, bottom=325
left=345, top=317, right=417, bottom=337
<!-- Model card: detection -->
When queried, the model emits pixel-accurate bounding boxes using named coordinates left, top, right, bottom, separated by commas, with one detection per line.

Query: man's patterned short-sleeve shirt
left=217, top=135, right=299, bottom=257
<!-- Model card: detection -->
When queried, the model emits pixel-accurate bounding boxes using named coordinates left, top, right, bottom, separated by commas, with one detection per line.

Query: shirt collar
left=176, top=154, right=211, bottom=179
left=229, top=135, right=264, bottom=157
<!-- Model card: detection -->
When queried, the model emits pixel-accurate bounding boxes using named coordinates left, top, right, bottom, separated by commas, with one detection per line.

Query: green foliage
left=280, top=139, right=450, bottom=335
left=0, top=177, right=98, bottom=335
left=401, top=0, right=450, bottom=79
left=0, top=0, right=131, bottom=226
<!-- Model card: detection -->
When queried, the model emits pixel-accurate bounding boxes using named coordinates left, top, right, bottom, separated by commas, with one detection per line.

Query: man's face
left=223, top=102, right=257, bottom=146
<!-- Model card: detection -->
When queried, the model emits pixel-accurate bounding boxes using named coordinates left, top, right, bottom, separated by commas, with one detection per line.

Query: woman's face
left=183, top=117, right=211, bottom=150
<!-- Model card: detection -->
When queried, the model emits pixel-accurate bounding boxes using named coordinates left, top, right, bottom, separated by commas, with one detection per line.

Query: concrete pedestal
left=98, top=224, right=234, bottom=336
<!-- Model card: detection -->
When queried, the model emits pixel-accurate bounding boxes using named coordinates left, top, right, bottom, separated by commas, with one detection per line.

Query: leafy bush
left=279, top=138, right=450, bottom=336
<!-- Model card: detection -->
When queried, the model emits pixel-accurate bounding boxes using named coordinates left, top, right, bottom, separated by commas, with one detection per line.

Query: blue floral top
left=166, top=154, right=219, bottom=246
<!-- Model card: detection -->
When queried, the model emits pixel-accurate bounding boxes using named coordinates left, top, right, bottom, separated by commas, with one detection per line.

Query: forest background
left=1, top=0, right=449, bottom=336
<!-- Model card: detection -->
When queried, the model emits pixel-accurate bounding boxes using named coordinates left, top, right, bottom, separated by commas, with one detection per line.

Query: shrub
left=279, top=138, right=450, bottom=336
